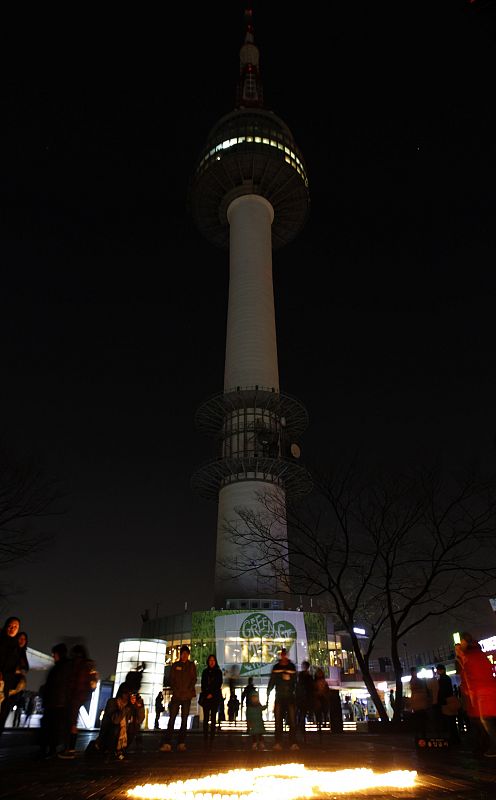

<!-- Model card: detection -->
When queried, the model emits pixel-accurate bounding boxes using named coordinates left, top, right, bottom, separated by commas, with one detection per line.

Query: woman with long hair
left=200, top=654, right=223, bottom=749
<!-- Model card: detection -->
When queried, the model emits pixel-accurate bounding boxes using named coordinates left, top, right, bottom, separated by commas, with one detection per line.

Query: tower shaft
left=215, top=481, right=287, bottom=605
left=214, top=194, right=285, bottom=605
left=225, top=195, right=278, bottom=392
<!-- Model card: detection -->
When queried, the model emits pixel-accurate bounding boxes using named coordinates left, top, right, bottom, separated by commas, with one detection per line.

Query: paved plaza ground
left=0, top=727, right=495, bottom=800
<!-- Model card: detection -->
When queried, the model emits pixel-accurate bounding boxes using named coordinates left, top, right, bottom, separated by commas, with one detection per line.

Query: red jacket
left=457, top=643, right=496, bottom=718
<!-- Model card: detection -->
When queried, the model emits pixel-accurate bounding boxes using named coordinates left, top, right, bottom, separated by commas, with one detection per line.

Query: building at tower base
left=137, top=606, right=364, bottom=727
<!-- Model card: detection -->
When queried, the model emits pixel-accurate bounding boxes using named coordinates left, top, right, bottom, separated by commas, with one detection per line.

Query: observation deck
left=191, top=453, right=312, bottom=501
left=189, top=108, right=310, bottom=250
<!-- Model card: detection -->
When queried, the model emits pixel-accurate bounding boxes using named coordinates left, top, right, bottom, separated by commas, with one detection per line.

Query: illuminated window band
left=197, top=132, right=308, bottom=187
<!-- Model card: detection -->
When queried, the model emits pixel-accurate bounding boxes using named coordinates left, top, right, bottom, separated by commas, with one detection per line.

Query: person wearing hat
left=159, top=645, right=197, bottom=752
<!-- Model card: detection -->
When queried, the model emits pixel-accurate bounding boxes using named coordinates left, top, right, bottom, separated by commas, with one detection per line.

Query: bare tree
left=223, top=461, right=496, bottom=723
left=0, top=445, right=60, bottom=602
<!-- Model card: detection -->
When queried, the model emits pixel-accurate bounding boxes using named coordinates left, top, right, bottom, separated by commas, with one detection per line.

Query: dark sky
left=2, top=2, right=496, bottom=677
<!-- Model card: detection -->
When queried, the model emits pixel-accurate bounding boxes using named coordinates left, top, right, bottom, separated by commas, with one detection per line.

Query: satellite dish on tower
left=290, top=443, right=301, bottom=459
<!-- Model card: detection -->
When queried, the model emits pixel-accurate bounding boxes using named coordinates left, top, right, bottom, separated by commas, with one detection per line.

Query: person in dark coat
left=200, top=654, right=223, bottom=748
left=39, top=643, right=72, bottom=758
left=329, top=687, right=344, bottom=733
left=0, top=616, right=22, bottom=739
left=295, top=660, right=313, bottom=741
left=159, top=644, right=197, bottom=752
left=87, top=683, right=131, bottom=759
left=434, top=663, right=459, bottom=743
left=124, top=668, right=146, bottom=751
left=227, top=692, right=240, bottom=724
left=154, top=690, right=165, bottom=729
left=10, top=630, right=30, bottom=726
left=217, top=694, right=226, bottom=727
left=17, top=631, right=29, bottom=672
left=241, top=676, right=257, bottom=715
left=313, top=667, right=331, bottom=737
left=267, top=647, right=298, bottom=750
left=58, top=643, right=98, bottom=759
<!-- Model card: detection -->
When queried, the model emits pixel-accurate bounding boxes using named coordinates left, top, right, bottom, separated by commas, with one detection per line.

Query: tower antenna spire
left=236, top=3, right=264, bottom=109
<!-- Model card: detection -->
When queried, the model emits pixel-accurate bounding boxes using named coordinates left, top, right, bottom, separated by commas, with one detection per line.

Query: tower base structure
left=122, top=605, right=378, bottom=730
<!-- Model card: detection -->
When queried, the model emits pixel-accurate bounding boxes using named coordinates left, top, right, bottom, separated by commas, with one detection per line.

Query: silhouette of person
left=267, top=647, right=298, bottom=750
left=87, top=683, right=130, bottom=759
left=295, top=660, right=313, bottom=741
left=241, top=676, right=257, bottom=715
left=39, top=643, right=72, bottom=758
left=154, top=690, right=165, bottom=729
left=313, top=667, right=331, bottom=737
left=58, top=643, right=98, bottom=759
left=200, top=653, right=223, bottom=747
left=408, top=667, right=431, bottom=740
left=246, top=690, right=267, bottom=750
left=0, top=617, right=22, bottom=739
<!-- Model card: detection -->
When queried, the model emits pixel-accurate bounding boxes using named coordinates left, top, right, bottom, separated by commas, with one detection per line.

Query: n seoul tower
left=191, top=6, right=311, bottom=609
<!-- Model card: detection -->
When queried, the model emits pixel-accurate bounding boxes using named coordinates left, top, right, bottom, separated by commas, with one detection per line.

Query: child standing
left=246, top=691, right=266, bottom=750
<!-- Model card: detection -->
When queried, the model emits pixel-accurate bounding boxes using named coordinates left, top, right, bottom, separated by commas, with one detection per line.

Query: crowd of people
left=156, top=646, right=344, bottom=754
left=39, top=640, right=99, bottom=758
left=0, top=615, right=99, bottom=759
left=0, top=617, right=29, bottom=739
left=152, top=640, right=496, bottom=756
left=3, top=616, right=496, bottom=759
left=403, top=631, right=496, bottom=758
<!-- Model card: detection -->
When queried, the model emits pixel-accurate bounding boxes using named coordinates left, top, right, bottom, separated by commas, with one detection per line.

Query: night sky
left=2, top=2, right=496, bottom=678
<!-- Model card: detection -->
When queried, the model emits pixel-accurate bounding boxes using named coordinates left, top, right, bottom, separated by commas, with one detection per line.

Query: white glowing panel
left=128, top=763, right=417, bottom=799
left=114, top=638, right=167, bottom=726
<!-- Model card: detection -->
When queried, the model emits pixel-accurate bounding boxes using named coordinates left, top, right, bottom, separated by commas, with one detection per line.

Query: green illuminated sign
left=238, top=612, right=297, bottom=676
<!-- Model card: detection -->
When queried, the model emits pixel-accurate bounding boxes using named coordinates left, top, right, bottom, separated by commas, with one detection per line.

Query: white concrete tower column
left=224, top=194, right=279, bottom=392
left=214, top=193, right=287, bottom=603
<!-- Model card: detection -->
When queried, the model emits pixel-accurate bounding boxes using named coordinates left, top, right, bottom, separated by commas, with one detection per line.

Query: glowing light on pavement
left=127, top=763, right=417, bottom=799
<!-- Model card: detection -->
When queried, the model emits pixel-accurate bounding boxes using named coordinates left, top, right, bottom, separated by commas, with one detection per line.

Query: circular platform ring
left=195, top=387, right=309, bottom=438
left=191, top=454, right=313, bottom=501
